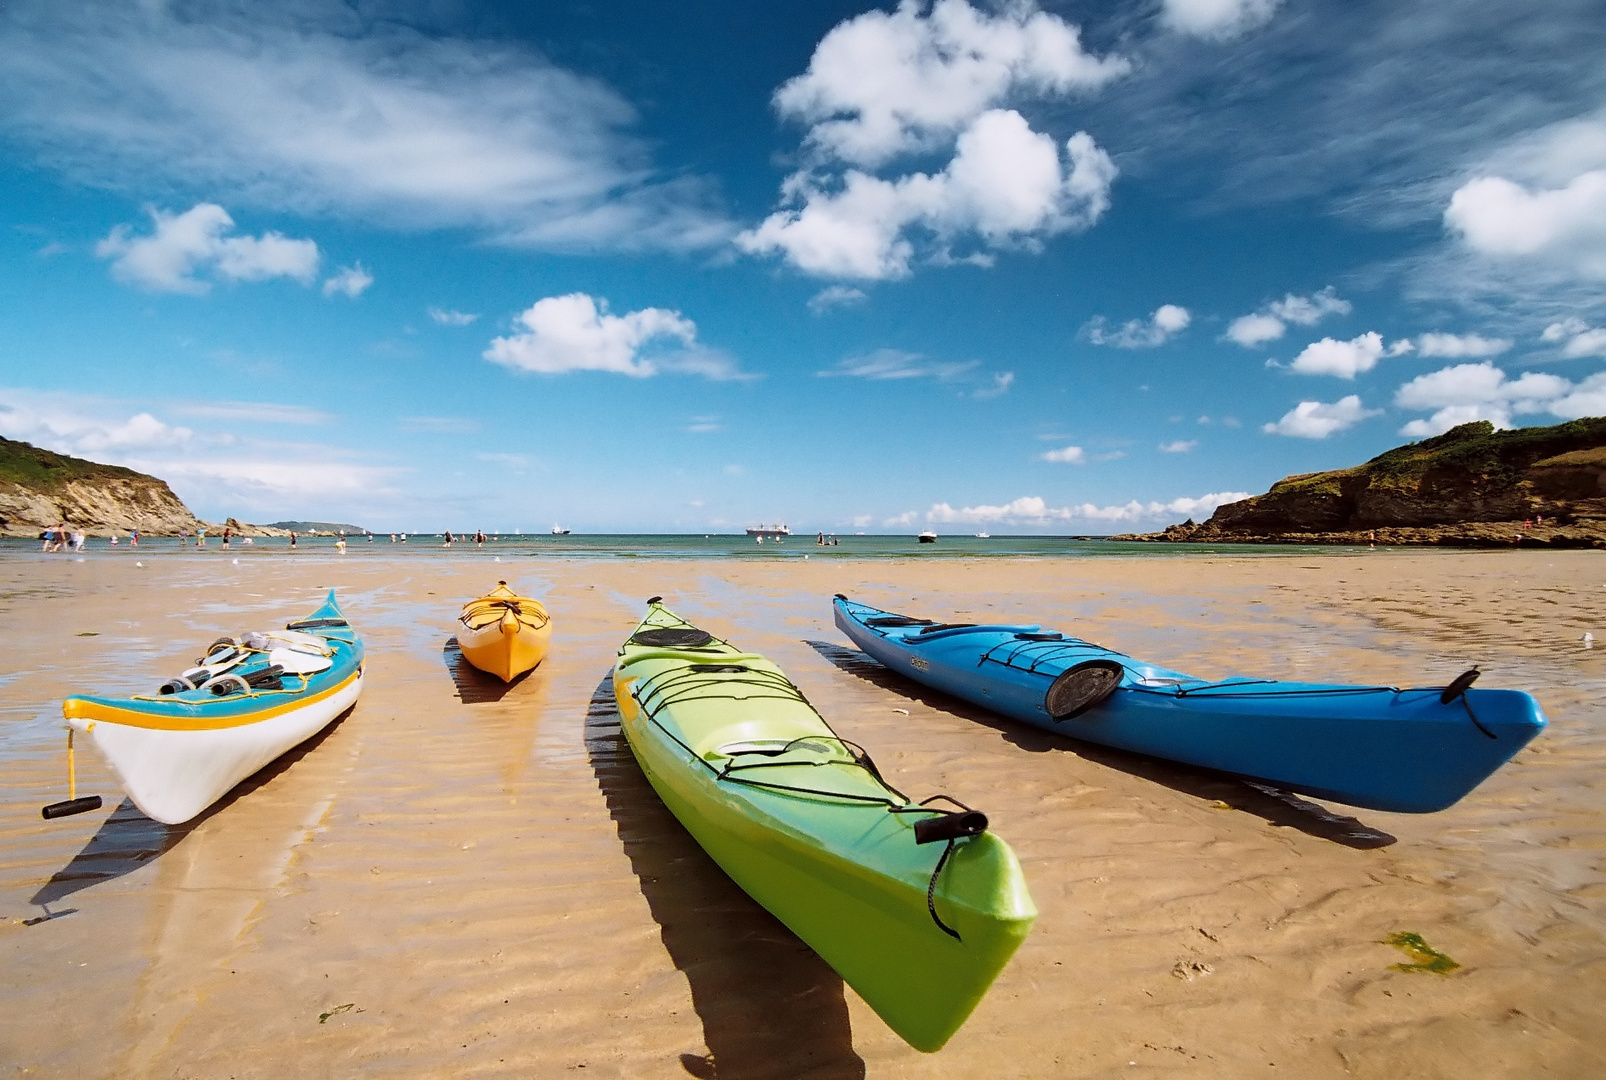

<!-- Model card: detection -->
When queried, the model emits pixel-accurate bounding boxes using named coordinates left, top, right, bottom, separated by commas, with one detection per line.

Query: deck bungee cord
left=846, top=596, right=1499, bottom=740
left=623, top=600, right=990, bottom=939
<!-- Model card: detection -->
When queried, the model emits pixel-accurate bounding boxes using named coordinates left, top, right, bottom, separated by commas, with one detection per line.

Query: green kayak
left=612, top=600, right=1036, bottom=1052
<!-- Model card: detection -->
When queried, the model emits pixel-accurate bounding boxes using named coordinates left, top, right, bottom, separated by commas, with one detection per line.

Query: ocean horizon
left=2, top=532, right=1382, bottom=560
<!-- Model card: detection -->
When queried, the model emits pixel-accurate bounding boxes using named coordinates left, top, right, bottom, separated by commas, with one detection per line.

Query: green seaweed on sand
left=1382, top=931, right=1460, bottom=974
left=318, top=1003, right=358, bottom=1023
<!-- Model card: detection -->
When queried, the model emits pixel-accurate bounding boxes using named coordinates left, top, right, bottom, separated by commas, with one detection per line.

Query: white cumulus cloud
left=738, top=111, right=1116, bottom=279
left=322, top=262, right=372, bottom=299
left=96, top=203, right=318, bottom=295
left=1288, top=332, right=1413, bottom=378
left=1160, top=0, right=1283, bottom=40
left=922, top=490, right=1250, bottom=525
left=1263, top=395, right=1381, bottom=438
left=740, top=1, right=1125, bottom=280
left=1158, top=439, right=1198, bottom=453
left=1541, top=319, right=1606, bottom=358
left=1225, top=286, right=1351, bottom=347
left=1039, top=445, right=1085, bottom=463
left=1394, top=361, right=1586, bottom=436
left=485, top=293, right=729, bottom=379
left=1087, top=304, right=1191, bottom=348
left=773, top=0, right=1127, bottom=168
left=1445, top=169, right=1606, bottom=280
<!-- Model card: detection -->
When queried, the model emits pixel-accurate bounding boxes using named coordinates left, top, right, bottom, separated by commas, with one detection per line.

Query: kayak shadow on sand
left=28, top=705, right=356, bottom=916
left=803, top=640, right=1397, bottom=851
left=584, top=673, right=867, bottom=1080
left=441, top=636, right=532, bottom=703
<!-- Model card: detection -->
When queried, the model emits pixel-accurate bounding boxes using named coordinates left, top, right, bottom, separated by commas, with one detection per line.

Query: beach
left=2, top=547, right=1603, bottom=1078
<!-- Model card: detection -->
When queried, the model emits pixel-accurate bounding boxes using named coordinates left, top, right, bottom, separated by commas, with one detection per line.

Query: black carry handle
left=914, top=810, right=989, bottom=845
left=42, top=796, right=102, bottom=820
left=1440, top=668, right=1480, bottom=705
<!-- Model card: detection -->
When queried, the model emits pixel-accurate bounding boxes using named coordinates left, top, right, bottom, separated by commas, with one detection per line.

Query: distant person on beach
left=400, top=533, right=407, bottom=542
left=72, top=529, right=85, bottom=552
left=109, top=531, right=119, bottom=546
left=196, top=526, right=206, bottom=547
left=41, top=527, right=54, bottom=552
left=290, top=531, right=298, bottom=549
left=130, top=528, right=138, bottom=547
left=178, top=529, right=188, bottom=546
left=222, top=527, right=231, bottom=548
left=336, top=536, right=347, bottom=554
left=444, top=530, right=453, bottom=546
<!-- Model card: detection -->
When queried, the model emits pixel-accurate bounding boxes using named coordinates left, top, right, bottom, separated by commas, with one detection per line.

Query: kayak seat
left=1014, top=632, right=1064, bottom=641
left=916, top=623, right=977, bottom=635
left=631, top=627, right=715, bottom=648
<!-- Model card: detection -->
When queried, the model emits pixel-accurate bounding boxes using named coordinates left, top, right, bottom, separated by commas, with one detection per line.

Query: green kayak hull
left=613, top=602, right=1035, bottom=1053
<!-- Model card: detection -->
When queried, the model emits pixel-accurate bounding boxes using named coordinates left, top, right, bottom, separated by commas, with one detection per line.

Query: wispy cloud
left=428, top=306, right=480, bottom=327
left=0, top=2, right=731, bottom=252
left=685, top=416, right=723, bottom=433
left=1158, top=439, right=1197, bottom=453
left=1086, top=304, right=1190, bottom=348
left=398, top=416, right=481, bottom=434
left=0, top=386, right=400, bottom=515
left=919, top=491, right=1250, bottom=526
left=807, top=285, right=867, bottom=314
left=818, top=348, right=975, bottom=381
left=173, top=401, right=334, bottom=425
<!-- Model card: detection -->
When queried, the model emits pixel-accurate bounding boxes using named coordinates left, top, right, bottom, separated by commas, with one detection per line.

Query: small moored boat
left=59, top=591, right=364, bottom=825
left=834, top=595, right=1546, bottom=814
left=456, top=581, right=551, bottom=682
left=613, top=599, right=1035, bottom=1052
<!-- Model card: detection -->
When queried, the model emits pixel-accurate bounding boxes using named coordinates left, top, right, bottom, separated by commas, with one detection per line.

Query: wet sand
left=2, top=550, right=1603, bottom=1078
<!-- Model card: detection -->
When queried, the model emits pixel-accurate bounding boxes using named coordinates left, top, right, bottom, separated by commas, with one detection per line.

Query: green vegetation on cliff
left=0, top=436, right=153, bottom=492
left=1203, top=416, right=1606, bottom=535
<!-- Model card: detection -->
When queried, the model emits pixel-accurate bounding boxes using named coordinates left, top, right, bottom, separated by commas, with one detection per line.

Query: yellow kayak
left=456, top=581, right=551, bottom=682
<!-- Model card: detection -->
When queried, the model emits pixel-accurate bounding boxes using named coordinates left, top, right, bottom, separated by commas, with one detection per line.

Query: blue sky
left=1, top=0, right=1603, bottom=533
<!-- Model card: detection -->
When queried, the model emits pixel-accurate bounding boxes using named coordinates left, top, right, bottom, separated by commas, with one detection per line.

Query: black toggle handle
left=914, top=810, right=988, bottom=844
left=646, top=595, right=663, bottom=605
left=1440, top=667, right=1480, bottom=705
left=42, top=796, right=102, bottom=820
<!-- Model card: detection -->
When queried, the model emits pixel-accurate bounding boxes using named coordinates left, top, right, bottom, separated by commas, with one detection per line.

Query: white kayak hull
left=67, top=672, right=363, bottom=825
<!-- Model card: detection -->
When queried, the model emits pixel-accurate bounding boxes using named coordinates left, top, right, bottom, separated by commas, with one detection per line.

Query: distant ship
left=745, top=523, right=790, bottom=537
left=918, top=530, right=937, bottom=543
left=976, top=532, right=990, bottom=539
left=551, top=525, right=571, bottom=535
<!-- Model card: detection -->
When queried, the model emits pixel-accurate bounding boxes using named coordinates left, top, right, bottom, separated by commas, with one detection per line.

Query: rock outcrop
left=0, top=437, right=289, bottom=538
left=1114, top=418, right=1606, bottom=548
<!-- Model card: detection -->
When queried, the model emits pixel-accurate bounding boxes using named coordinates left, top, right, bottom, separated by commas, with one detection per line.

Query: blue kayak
left=833, top=595, right=1545, bottom=814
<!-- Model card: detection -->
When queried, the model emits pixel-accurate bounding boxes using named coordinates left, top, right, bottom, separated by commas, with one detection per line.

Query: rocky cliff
left=1117, top=418, right=1606, bottom=547
left=0, top=437, right=211, bottom=538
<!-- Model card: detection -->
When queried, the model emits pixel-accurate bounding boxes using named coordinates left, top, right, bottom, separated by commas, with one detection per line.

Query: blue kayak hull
left=834, top=597, right=1545, bottom=814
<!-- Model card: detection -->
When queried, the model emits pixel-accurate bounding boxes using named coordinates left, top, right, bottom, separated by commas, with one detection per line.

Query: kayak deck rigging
left=619, top=604, right=998, bottom=942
